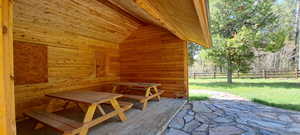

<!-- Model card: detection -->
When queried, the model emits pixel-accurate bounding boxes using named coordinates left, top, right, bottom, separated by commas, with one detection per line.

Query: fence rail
left=192, top=70, right=300, bottom=79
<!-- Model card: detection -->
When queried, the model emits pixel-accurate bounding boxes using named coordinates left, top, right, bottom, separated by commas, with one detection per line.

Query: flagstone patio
left=164, top=90, right=300, bottom=135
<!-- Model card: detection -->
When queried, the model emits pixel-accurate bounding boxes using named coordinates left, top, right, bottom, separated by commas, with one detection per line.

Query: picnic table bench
left=112, top=82, right=165, bottom=110
left=25, top=90, right=133, bottom=135
left=25, top=110, right=82, bottom=135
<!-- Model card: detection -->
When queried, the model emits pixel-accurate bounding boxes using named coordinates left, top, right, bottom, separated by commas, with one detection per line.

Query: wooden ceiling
left=14, top=0, right=211, bottom=47
left=13, top=0, right=142, bottom=46
left=109, top=0, right=212, bottom=48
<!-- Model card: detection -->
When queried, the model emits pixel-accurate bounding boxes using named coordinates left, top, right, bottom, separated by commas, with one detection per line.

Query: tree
left=207, top=0, right=289, bottom=83
left=188, top=42, right=202, bottom=66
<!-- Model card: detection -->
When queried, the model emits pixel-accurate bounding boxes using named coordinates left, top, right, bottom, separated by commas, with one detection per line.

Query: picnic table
left=112, top=82, right=164, bottom=110
left=25, top=90, right=132, bottom=135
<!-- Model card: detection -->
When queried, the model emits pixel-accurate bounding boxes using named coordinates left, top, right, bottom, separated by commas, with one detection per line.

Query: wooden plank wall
left=120, top=25, right=188, bottom=98
left=13, top=0, right=189, bottom=120
left=13, top=0, right=140, bottom=119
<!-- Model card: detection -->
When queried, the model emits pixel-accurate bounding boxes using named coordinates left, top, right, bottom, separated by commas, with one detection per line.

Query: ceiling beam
left=193, top=0, right=212, bottom=47
left=134, top=0, right=187, bottom=41
left=97, top=0, right=146, bottom=25
left=134, top=0, right=211, bottom=48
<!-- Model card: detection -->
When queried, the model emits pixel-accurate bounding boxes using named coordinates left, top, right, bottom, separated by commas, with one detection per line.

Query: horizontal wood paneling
left=13, top=0, right=189, bottom=120
left=120, top=25, right=188, bottom=98
left=13, top=0, right=131, bottom=119
left=14, top=42, right=120, bottom=119
left=13, top=0, right=141, bottom=46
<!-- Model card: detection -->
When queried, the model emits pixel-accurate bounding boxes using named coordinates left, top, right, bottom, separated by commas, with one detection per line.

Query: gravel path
left=164, top=90, right=300, bottom=135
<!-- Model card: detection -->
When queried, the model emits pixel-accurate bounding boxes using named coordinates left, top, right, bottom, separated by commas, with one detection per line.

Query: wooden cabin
left=0, top=0, right=211, bottom=134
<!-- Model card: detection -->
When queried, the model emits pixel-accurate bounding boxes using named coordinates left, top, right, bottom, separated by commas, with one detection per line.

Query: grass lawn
left=189, top=90, right=210, bottom=101
left=189, top=78, right=300, bottom=111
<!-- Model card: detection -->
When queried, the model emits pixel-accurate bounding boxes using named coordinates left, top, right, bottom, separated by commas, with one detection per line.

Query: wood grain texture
left=13, top=0, right=141, bottom=46
left=13, top=42, right=120, bottom=119
left=46, top=91, right=123, bottom=105
left=111, top=0, right=211, bottom=47
left=109, top=0, right=161, bottom=25
left=134, top=0, right=211, bottom=47
left=13, top=42, right=48, bottom=85
left=12, top=0, right=194, bottom=121
left=96, top=0, right=145, bottom=25
left=13, top=0, right=128, bottom=119
left=24, top=111, right=82, bottom=134
left=95, top=47, right=120, bottom=78
left=120, top=25, right=188, bottom=98
left=17, top=98, right=185, bottom=135
left=0, top=0, right=16, bottom=134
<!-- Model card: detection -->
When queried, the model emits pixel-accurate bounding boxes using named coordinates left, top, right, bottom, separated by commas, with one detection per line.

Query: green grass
left=189, top=90, right=210, bottom=101
left=189, top=78, right=300, bottom=111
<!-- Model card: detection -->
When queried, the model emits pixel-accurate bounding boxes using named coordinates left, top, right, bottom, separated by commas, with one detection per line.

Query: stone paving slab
left=164, top=90, right=300, bottom=135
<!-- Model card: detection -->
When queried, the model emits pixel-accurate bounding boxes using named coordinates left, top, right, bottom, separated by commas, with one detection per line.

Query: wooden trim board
left=0, top=0, right=16, bottom=134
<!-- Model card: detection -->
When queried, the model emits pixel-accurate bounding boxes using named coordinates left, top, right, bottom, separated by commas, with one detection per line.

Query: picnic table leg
left=80, top=104, right=97, bottom=135
left=110, top=99, right=127, bottom=121
left=153, top=86, right=160, bottom=101
left=142, top=100, right=148, bottom=111
left=112, top=85, right=118, bottom=93
left=34, top=98, right=57, bottom=129
left=97, top=105, right=106, bottom=115
left=142, top=88, right=151, bottom=110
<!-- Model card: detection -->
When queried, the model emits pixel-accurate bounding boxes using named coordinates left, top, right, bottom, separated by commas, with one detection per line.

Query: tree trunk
left=296, top=0, right=300, bottom=70
left=227, top=60, right=233, bottom=84
left=227, top=70, right=233, bottom=83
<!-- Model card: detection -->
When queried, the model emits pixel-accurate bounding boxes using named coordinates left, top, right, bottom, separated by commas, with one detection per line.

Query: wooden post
left=213, top=72, right=216, bottom=79
left=263, top=70, right=267, bottom=79
left=0, top=0, right=16, bottom=135
left=237, top=71, right=240, bottom=79
left=193, top=73, right=196, bottom=80
left=296, top=69, right=299, bottom=79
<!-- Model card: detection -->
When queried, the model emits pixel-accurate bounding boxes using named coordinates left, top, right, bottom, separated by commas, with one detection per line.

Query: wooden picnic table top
left=46, top=90, right=123, bottom=105
left=113, top=82, right=161, bottom=87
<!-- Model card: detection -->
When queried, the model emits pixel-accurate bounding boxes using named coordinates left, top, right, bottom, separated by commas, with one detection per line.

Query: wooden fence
left=191, top=70, right=300, bottom=79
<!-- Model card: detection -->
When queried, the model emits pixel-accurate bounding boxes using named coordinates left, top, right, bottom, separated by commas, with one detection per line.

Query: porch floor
left=17, top=98, right=186, bottom=135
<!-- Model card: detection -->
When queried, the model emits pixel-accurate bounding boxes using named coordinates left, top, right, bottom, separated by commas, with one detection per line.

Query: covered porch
left=0, top=0, right=211, bottom=135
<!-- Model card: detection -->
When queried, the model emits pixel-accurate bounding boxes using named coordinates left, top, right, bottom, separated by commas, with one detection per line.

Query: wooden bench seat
left=24, top=111, right=82, bottom=135
left=123, top=90, right=165, bottom=103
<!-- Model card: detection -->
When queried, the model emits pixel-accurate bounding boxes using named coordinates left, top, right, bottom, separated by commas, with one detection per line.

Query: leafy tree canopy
left=199, top=0, right=295, bottom=83
left=188, top=42, right=202, bottom=65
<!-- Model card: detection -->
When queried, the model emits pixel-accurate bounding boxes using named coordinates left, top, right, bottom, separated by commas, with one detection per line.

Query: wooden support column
left=213, top=72, right=216, bottom=79
left=263, top=70, right=267, bottom=79
left=0, top=0, right=16, bottom=135
left=184, top=41, right=188, bottom=98
left=296, top=69, right=299, bottom=79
